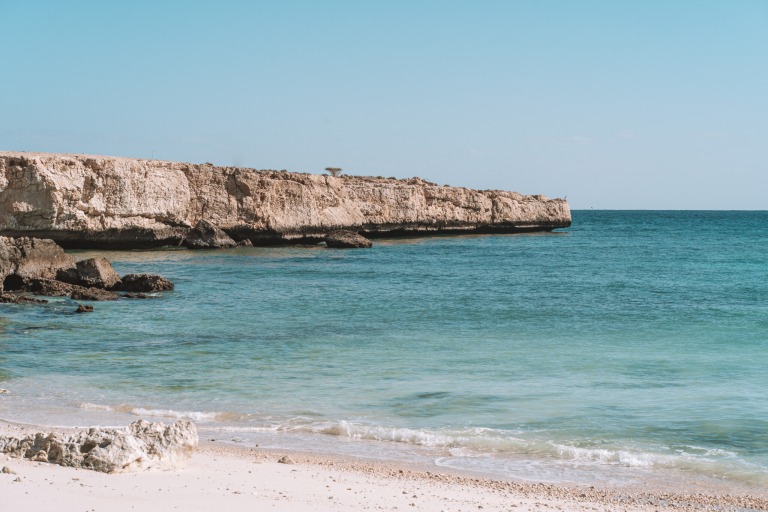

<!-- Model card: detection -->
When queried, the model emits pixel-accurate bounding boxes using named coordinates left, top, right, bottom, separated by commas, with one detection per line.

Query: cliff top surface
left=0, top=151, right=555, bottom=199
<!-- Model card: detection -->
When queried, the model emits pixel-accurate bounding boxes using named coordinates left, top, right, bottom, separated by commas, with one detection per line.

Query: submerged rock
left=0, top=420, right=198, bottom=473
left=120, top=273, right=174, bottom=293
left=75, top=304, right=94, bottom=313
left=184, top=220, right=238, bottom=249
left=324, top=230, right=373, bottom=249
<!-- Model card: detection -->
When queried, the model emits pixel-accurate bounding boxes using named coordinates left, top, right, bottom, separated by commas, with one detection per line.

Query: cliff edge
left=0, top=152, right=571, bottom=248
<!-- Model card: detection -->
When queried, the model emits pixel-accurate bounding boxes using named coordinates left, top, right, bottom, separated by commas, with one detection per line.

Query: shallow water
left=1, top=211, right=767, bottom=490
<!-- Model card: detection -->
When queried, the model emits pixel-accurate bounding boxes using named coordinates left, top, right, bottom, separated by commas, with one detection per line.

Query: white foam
left=78, top=402, right=220, bottom=422
left=551, top=443, right=673, bottom=468
left=78, top=402, right=115, bottom=411
left=129, top=407, right=219, bottom=422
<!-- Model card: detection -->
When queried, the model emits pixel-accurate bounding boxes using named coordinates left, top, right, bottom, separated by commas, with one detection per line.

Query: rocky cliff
left=0, top=152, right=571, bottom=248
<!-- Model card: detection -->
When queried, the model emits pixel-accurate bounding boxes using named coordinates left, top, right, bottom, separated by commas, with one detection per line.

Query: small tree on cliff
left=325, top=167, right=342, bottom=177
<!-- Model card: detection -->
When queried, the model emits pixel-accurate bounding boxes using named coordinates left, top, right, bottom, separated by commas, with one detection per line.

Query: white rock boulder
left=0, top=420, right=198, bottom=473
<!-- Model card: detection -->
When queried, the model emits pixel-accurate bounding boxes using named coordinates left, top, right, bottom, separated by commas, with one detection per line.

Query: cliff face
left=0, top=152, right=571, bottom=248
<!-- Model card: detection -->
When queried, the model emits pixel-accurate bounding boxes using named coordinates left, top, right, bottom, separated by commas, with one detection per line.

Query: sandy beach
left=2, top=420, right=767, bottom=512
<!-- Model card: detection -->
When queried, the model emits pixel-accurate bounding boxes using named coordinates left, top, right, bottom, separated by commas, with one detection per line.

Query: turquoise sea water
left=1, top=211, right=767, bottom=490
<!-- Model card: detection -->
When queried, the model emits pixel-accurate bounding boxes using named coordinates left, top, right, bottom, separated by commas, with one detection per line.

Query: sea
left=1, top=210, right=767, bottom=492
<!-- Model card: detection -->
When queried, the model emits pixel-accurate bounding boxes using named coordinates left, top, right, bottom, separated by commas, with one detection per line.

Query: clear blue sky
left=1, top=1, right=766, bottom=209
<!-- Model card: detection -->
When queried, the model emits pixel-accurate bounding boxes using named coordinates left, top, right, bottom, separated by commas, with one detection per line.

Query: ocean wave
left=78, top=402, right=135, bottom=414
left=550, top=443, right=672, bottom=467
left=129, top=407, right=220, bottom=422
left=78, top=402, right=242, bottom=423
left=71, top=405, right=767, bottom=483
left=254, top=419, right=767, bottom=480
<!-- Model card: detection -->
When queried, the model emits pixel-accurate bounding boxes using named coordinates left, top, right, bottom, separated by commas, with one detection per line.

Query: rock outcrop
left=0, top=236, right=76, bottom=291
left=120, top=273, right=174, bottom=293
left=324, top=230, right=373, bottom=249
left=18, top=278, right=120, bottom=301
left=1, top=236, right=173, bottom=299
left=0, top=152, right=571, bottom=248
left=0, top=420, right=198, bottom=473
left=0, top=293, right=47, bottom=304
left=183, top=219, right=238, bottom=249
left=75, top=257, right=122, bottom=289
left=0, top=236, right=75, bottom=292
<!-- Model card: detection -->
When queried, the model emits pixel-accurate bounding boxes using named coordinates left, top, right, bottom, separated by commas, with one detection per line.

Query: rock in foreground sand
left=0, top=420, right=198, bottom=473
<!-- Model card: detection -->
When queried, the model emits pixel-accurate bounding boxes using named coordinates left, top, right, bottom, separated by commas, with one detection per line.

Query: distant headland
left=0, top=152, right=571, bottom=249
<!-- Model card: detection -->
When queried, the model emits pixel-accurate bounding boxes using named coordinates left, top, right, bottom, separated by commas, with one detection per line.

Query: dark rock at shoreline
left=0, top=293, right=48, bottom=304
left=70, top=287, right=119, bottom=301
left=1, top=237, right=76, bottom=292
left=55, top=267, right=81, bottom=285
left=14, top=278, right=118, bottom=301
left=18, top=278, right=73, bottom=297
left=75, top=304, right=94, bottom=313
left=75, top=257, right=122, bottom=290
left=184, top=220, right=238, bottom=249
left=324, top=230, right=373, bottom=249
left=122, top=292, right=151, bottom=299
left=120, top=274, right=174, bottom=293
left=1, top=236, right=172, bottom=303
left=237, top=239, right=253, bottom=247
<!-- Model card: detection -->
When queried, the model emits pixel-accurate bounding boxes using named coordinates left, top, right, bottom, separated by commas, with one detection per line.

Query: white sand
left=1, top=421, right=766, bottom=512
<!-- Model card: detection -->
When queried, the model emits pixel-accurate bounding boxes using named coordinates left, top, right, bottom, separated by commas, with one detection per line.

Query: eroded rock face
left=184, top=219, right=238, bottom=249
left=324, top=230, right=373, bottom=249
left=0, top=152, right=571, bottom=248
left=0, top=420, right=198, bottom=473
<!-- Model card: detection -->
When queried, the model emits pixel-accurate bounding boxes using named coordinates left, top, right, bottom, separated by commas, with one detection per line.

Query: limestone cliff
left=0, top=152, right=571, bottom=248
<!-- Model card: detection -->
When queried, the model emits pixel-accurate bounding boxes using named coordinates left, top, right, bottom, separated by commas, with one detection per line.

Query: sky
left=1, top=1, right=766, bottom=209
